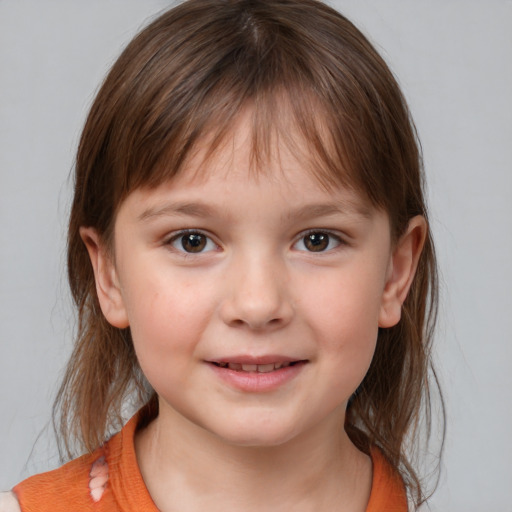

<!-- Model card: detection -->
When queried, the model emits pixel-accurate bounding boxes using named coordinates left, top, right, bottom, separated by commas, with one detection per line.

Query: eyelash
left=293, top=230, right=344, bottom=253
left=166, top=230, right=218, bottom=254
left=165, top=229, right=345, bottom=255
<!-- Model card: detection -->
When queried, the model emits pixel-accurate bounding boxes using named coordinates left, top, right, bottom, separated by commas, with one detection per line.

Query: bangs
left=133, top=84, right=358, bottom=195
left=77, top=0, right=420, bottom=238
left=114, top=31, right=363, bottom=203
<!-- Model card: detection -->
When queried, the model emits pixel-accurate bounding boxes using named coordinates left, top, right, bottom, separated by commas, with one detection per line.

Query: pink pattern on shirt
left=89, top=456, right=109, bottom=502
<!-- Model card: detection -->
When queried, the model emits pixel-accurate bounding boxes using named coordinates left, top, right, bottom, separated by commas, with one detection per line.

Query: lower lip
left=207, top=362, right=306, bottom=392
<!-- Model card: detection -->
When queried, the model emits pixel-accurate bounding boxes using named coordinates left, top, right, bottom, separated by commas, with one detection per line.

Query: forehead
left=164, top=104, right=360, bottom=194
left=128, top=111, right=374, bottom=222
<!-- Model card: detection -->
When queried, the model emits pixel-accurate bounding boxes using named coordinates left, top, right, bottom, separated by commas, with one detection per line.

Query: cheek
left=304, top=266, right=383, bottom=330
left=120, top=271, right=215, bottom=376
left=300, top=267, right=383, bottom=374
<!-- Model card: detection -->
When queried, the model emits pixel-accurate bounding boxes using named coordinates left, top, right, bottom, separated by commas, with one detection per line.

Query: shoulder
left=0, top=492, right=21, bottom=512
left=11, top=450, right=102, bottom=512
left=366, top=447, right=408, bottom=512
left=10, top=415, right=141, bottom=512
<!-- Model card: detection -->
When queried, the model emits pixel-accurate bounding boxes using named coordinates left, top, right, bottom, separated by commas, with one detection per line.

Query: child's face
left=86, top=115, right=413, bottom=447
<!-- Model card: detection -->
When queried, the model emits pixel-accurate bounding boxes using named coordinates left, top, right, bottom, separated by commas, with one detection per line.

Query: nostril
left=227, top=316, right=284, bottom=330
left=219, top=285, right=294, bottom=330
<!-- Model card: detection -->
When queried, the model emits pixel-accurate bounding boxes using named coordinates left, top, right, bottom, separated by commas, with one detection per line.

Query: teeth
left=257, top=364, right=275, bottom=373
left=218, top=362, right=295, bottom=372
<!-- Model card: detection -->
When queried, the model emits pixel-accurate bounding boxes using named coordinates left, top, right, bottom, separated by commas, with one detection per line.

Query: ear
left=378, top=216, right=427, bottom=328
left=80, top=227, right=129, bottom=329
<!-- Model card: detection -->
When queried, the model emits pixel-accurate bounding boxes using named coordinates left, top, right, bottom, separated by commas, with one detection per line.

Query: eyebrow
left=286, top=202, right=372, bottom=221
left=138, top=202, right=218, bottom=221
left=138, top=200, right=372, bottom=223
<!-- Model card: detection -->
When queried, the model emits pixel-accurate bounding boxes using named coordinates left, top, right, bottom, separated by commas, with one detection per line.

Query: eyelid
left=165, top=229, right=219, bottom=254
left=292, top=229, right=346, bottom=252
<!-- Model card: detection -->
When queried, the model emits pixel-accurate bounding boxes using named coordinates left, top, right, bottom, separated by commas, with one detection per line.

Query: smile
left=212, top=361, right=299, bottom=372
left=207, top=358, right=307, bottom=392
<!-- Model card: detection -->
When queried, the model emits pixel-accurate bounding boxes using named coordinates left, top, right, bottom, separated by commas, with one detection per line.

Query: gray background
left=1, top=1, right=511, bottom=510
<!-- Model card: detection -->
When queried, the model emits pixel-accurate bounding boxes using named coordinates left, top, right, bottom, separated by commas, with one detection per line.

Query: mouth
left=210, top=361, right=305, bottom=373
left=207, top=357, right=307, bottom=392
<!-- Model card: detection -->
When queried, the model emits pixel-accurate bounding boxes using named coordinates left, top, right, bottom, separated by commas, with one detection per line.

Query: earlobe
left=378, top=216, right=427, bottom=328
left=79, top=227, right=129, bottom=329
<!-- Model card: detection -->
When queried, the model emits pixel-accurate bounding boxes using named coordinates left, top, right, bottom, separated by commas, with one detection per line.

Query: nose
left=219, top=253, right=294, bottom=331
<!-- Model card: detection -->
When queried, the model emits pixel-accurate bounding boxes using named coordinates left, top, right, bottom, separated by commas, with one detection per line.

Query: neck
left=135, top=405, right=372, bottom=512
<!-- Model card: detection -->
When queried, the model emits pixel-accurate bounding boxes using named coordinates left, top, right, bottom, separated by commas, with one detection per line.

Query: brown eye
left=181, top=233, right=207, bottom=253
left=169, top=231, right=216, bottom=254
left=304, top=232, right=330, bottom=252
left=294, top=231, right=342, bottom=253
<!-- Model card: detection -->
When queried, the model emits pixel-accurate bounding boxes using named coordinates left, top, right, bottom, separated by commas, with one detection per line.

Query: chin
left=207, top=418, right=304, bottom=449
left=221, top=432, right=297, bottom=449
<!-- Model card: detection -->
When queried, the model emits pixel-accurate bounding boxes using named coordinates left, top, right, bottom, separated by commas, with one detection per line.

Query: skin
left=82, top=115, right=426, bottom=512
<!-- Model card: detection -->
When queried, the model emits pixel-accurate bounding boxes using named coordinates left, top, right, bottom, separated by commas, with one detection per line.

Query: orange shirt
left=13, top=414, right=407, bottom=512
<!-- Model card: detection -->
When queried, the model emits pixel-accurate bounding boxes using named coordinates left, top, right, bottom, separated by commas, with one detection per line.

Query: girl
left=1, top=0, right=442, bottom=510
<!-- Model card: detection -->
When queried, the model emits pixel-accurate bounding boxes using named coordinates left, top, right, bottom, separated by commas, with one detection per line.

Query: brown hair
left=55, top=0, right=443, bottom=506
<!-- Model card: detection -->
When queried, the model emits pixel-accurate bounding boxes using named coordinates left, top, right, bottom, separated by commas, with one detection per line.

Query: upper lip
left=207, top=355, right=305, bottom=365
